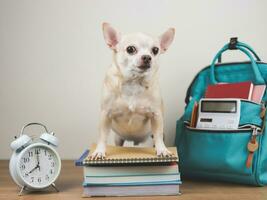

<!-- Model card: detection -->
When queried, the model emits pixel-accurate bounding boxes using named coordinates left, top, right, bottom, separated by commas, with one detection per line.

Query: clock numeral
left=21, top=164, right=26, bottom=170
left=51, top=162, right=55, bottom=167
left=45, top=175, right=49, bottom=181
left=35, top=148, right=40, bottom=155
left=50, top=169, right=54, bottom=174
left=31, top=177, right=34, bottom=183
left=23, top=157, right=30, bottom=163
left=38, top=177, right=42, bottom=183
left=24, top=173, right=28, bottom=177
left=44, top=150, right=47, bottom=156
left=48, top=154, right=52, bottom=160
left=28, top=151, right=33, bottom=157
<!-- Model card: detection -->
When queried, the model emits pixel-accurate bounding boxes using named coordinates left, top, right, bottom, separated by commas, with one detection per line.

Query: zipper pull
left=246, top=127, right=260, bottom=168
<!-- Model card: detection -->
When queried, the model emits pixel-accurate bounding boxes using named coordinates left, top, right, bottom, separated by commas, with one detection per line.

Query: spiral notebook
left=83, top=144, right=178, bottom=165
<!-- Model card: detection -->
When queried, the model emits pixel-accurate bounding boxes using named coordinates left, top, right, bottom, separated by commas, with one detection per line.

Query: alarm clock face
left=17, top=144, right=61, bottom=189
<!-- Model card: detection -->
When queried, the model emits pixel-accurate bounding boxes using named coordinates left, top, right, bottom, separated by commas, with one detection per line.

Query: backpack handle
left=217, top=41, right=261, bottom=63
left=210, top=42, right=265, bottom=85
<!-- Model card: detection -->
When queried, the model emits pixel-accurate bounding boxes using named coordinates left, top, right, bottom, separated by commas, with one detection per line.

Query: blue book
left=83, top=179, right=181, bottom=187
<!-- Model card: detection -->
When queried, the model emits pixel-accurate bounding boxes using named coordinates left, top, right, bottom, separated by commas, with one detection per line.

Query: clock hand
left=27, top=165, right=39, bottom=174
left=34, top=149, right=41, bottom=172
left=36, top=151, right=40, bottom=171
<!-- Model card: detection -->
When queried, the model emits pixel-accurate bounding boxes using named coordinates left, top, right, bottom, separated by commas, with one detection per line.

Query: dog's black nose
left=141, top=55, right=152, bottom=65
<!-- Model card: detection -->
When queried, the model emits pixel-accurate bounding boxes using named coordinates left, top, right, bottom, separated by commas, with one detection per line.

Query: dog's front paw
left=156, top=146, right=173, bottom=157
left=90, top=148, right=106, bottom=160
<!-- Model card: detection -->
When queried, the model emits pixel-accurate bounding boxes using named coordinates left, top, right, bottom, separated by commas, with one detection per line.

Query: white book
left=83, top=184, right=180, bottom=197
left=84, top=173, right=180, bottom=185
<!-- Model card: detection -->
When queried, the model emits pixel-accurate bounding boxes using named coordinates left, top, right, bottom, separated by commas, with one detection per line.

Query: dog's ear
left=159, top=28, right=175, bottom=53
left=102, top=23, right=121, bottom=50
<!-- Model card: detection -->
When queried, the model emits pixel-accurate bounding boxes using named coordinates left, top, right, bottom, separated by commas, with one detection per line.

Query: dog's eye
left=126, top=46, right=137, bottom=55
left=152, top=47, right=159, bottom=55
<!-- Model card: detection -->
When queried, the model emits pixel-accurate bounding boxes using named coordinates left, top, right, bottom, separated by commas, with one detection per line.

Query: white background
left=1, top=0, right=267, bottom=159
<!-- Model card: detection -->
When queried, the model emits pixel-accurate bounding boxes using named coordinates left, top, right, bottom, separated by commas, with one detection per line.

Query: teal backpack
left=175, top=38, right=267, bottom=186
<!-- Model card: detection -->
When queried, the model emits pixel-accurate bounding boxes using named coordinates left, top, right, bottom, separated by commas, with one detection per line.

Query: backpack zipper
left=184, top=121, right=260, bottom=133
left=246, top=126, right=261, bottom=169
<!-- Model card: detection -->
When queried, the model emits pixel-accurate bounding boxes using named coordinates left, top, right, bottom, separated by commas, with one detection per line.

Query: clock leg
left=18, top=186, right=26, bottom=196
left=51, top=183, right=59, bottom=192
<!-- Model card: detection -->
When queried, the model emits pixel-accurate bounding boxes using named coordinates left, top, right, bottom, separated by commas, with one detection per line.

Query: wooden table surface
left=1, top=160, right=267, bottom=200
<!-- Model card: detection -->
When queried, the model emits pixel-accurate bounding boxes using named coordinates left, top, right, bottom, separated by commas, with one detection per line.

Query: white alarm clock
left=9, top=123, right=61, bottom=195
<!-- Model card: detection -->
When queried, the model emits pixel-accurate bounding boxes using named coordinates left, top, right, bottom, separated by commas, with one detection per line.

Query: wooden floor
left=1, top=160, right=267, bottom=200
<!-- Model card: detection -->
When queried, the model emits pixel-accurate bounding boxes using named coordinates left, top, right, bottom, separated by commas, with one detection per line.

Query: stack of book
left=76, top=144, right=181, bottom=197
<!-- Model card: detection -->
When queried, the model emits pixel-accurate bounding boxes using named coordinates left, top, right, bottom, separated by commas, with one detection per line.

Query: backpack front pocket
left=179, top=126, right=256, bottom=176
left=177, top=98, right=264, bottom=185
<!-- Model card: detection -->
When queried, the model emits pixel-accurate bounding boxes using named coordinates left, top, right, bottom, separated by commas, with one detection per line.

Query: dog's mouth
left=137, top=65, right=151, bottom=72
